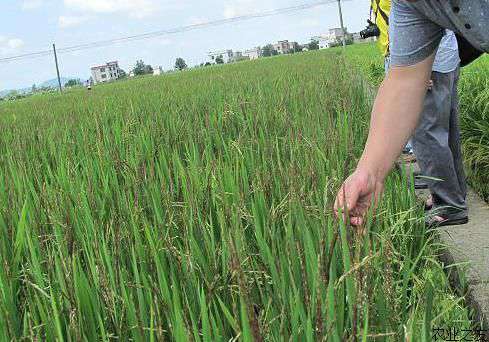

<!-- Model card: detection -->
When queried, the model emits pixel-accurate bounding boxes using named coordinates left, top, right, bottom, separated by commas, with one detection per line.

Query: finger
left=350, top=216, right=364, bottom=227
left=334, top=186, right=345, bottom=214
left=350, top=200, right=370, bottom=223
left=343, top=180, right=361, bottom=214
left=334, top=181, right=360, bottom=218
left=334, top=186, right=353, bottom=223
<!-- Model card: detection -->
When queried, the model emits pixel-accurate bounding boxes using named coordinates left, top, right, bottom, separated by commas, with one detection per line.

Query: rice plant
left=0, top=49, right=471, bottom=340
left=458, top=56, right=489, bottom=201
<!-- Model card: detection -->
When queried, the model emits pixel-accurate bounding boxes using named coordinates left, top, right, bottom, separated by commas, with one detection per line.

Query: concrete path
left=435, top=189, right=489, bottom=330
left=403, top=160, right=489, bottom=330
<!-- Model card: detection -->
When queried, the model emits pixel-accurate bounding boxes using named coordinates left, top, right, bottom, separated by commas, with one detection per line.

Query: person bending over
left=334, top=0, right=486, bottom=227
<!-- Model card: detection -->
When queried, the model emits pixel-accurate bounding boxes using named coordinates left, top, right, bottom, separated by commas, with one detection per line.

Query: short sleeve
left=389, top=0, right=445, bottom=67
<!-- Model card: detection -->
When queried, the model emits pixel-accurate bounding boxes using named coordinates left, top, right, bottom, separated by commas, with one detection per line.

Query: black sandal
left=415, top=177, right=429, bottom=190
left=425, top=213, right=469, bottom=229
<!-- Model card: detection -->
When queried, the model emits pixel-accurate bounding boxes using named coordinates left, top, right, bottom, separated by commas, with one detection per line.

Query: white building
left=90, top=61, right=121, bottom=84
left=231, top=51, right=246, bottom=62
left=243, top=47, right=261, bottom=60
left=272, top=40, right=298, bottom=54
left=208, top=49, right=249, bottom=64
left=312, top=28, right=349, bottom=49
left=153, top=66, right=163, bottom=76
left=208, top=49, right=234, bottom=64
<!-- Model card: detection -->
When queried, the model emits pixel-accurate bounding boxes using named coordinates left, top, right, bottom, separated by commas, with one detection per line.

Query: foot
left=425, top=195, right=433, bottom=211
left=400, top=153, right=417, bottom=164
left=425, top=208, right=469, bottom=229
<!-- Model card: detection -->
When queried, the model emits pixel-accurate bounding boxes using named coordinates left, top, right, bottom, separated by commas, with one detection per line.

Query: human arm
left=334, top=54, right=435, bottom=226
left=334, top=0, right=445, bottom=226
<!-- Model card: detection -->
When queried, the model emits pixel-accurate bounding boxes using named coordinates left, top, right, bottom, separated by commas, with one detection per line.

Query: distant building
left=330, top=28, right=345, bottom=40
left=312, top=28, right=350, bottom=49
left=208, top=49, right=252, bottom=64
left=208, top=49, right=235, bottom=64
left=273, top=40, right=299, bottom=54
left=153, top=66, right=163, bottom=76
left=231, top=51, right=248, bottom=62
left=243, top=47, right=262, bottom=60
left=90, top=61, right=121, bottom=84
left=316, top=37, right=332, bottom=49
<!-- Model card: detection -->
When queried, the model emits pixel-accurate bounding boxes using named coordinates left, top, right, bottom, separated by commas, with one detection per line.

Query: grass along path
left=0, top=50, right=472, bottom=340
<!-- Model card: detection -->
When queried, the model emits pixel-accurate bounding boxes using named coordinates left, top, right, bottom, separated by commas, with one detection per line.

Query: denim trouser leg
left=412, top=67, right=468, bottom=214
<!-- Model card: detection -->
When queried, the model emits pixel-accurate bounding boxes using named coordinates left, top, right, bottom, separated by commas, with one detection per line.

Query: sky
left=0, top=0, right=369, bottom=90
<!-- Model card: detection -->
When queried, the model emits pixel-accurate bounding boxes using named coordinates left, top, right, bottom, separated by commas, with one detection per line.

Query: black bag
left=456, top=34, right=484, bottom=67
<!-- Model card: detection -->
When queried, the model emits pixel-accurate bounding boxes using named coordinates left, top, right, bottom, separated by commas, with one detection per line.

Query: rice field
left=458, top=57, right=489, bottom=201
left=0, top=50, right=472, bottom=340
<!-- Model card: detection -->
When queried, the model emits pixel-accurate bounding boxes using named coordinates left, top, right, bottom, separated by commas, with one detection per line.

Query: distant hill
left=0, top=87, right=32, bottom=98
left=39, top=77, right=75, bottom=89
left=1, top=76, right=79, bottom=98
left=0, top=90, right=11, bottom=98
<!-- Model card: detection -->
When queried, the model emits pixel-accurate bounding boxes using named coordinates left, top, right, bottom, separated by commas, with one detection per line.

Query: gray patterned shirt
left=390, top=0, right=488, bottom=67
left=432, top=30, right=459, bottom=73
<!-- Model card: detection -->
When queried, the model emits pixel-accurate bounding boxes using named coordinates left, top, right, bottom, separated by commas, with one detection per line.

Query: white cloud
left=0, top=37, right=24, bottom=55
left=58, top=15, right=90, bottom=28
left=63, top=0, right=160, bottom=18
left=223, top=0, right=274, bottom=19
left=300, top=18, right=321, bottom=28
left=22, top=0, right=44, bottom=10
left=7, top=39, right=24, bottom=49
left=158, top=38, right=173, bottom=46
left=188, top=16, right=208, bottom=26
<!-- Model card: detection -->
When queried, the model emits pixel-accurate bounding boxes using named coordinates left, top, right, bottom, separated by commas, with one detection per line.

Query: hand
left=427, top=79, right=434, bottom=91
left=334, top=168, right=384, bottom=226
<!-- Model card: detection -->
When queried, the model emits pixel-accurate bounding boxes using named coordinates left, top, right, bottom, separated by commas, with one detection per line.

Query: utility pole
left=337, top=0, right=346, bottom=48
left=53, top=43, right=62, bottom=92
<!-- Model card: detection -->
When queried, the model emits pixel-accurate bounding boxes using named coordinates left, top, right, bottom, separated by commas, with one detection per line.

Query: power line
left=0, top=0, right=350, bottom=64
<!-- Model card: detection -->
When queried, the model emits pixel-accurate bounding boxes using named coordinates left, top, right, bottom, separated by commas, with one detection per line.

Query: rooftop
left=91, top=61, right=119, bottom=70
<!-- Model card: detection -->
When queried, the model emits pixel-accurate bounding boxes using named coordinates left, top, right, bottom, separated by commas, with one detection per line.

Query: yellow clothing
left=371, top=0, right=391, bottom=57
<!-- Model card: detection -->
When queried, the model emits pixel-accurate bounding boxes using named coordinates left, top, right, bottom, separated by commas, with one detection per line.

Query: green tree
left=175, top=57, right=187, bottom=71
left=215, top=55, right=224, bottom=64
left=308, top=40, right=320, bottom=50
left=133, top=60, right=151, bottom=76
left=289, top=42, right=301, bottom=54
left=144, top=64, right=153, bottom=74
left=261, top=44, right=278, bottom=57
left=65, top=79, right=82, bottom=88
